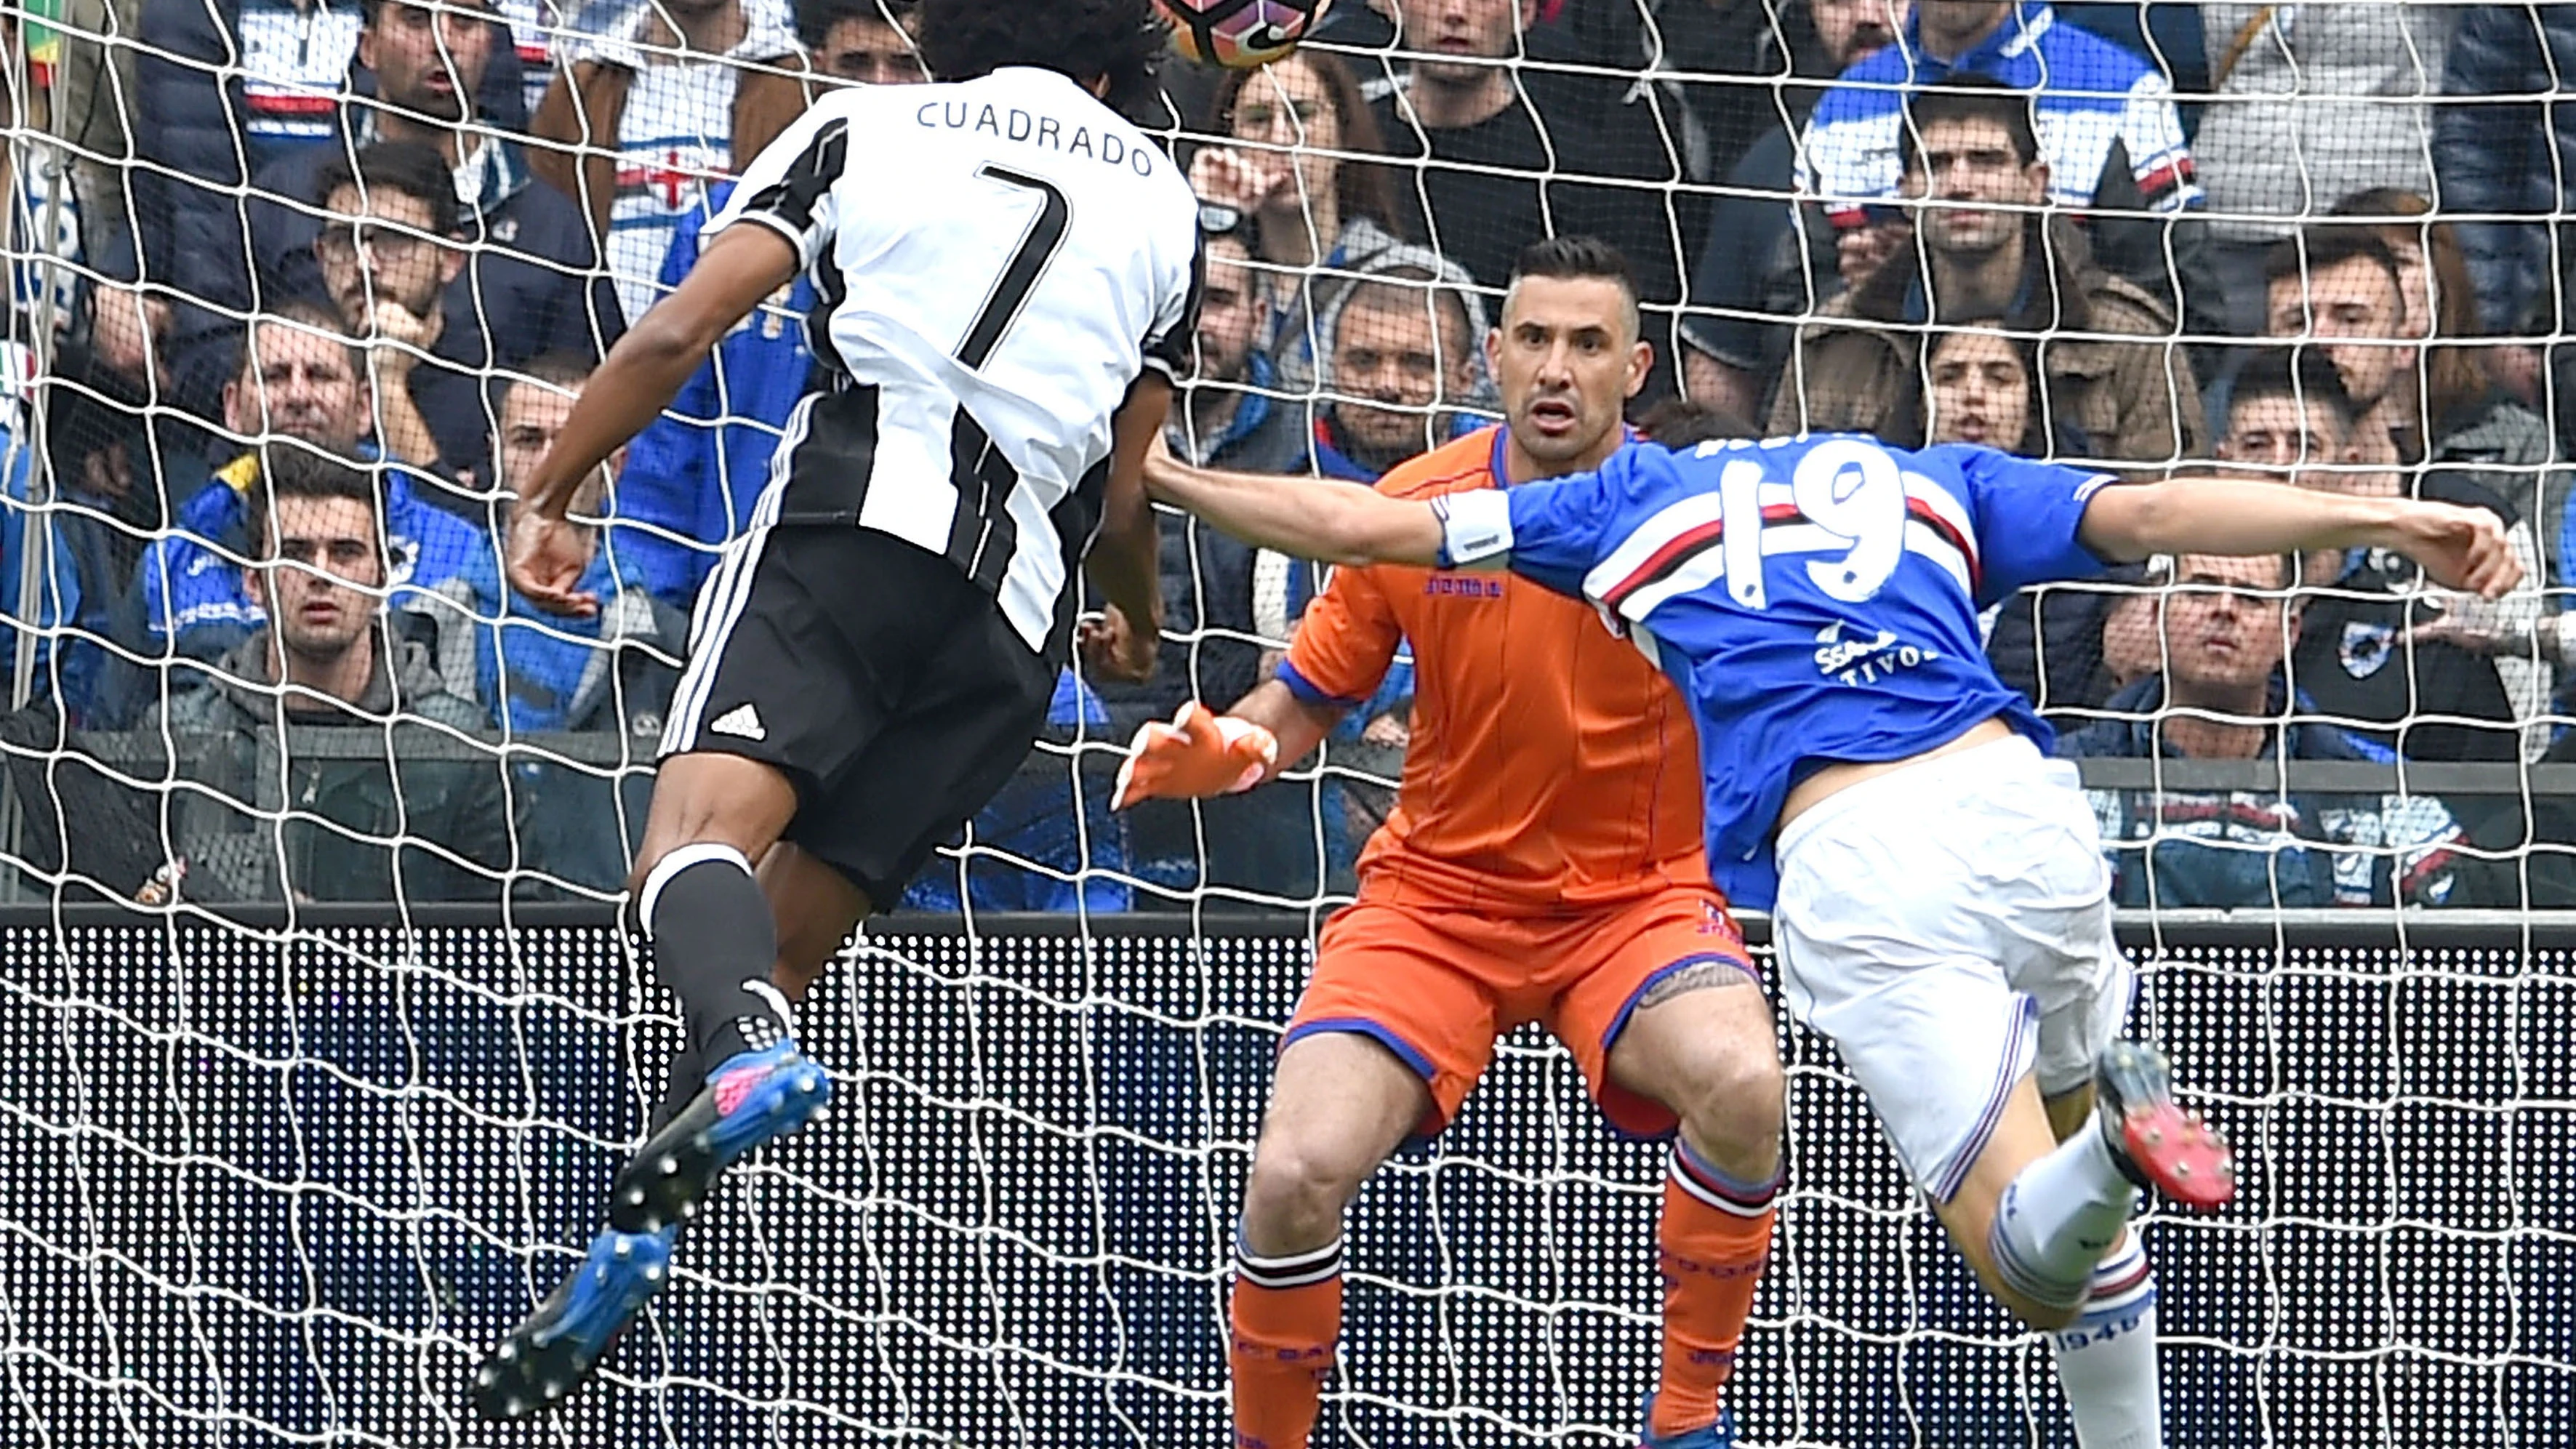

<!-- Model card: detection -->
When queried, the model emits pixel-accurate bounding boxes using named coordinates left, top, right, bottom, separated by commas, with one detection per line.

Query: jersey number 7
left=956, top=166, right=1072, bottom=369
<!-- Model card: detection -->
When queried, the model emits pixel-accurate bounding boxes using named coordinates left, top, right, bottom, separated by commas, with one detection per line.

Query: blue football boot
left=609, top=1043, right=834, bottom=1235
left=471, top=1225, right=675, bottom=1421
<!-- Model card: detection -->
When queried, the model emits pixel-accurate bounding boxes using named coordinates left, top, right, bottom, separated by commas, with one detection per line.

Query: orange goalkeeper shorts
left=1284, top=884, right=1757, bottom=1141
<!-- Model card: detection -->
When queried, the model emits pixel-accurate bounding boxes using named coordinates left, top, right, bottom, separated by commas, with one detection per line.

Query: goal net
left=0, top=1, right=2570, bottom=1445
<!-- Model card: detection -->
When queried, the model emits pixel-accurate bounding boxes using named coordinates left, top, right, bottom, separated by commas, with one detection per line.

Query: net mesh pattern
left=0, top=917, right=2568, bottom=1446
left=2, top=4, right=2575, bottom=1444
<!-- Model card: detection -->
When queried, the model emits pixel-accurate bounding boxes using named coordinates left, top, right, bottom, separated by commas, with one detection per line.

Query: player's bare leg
left=758, top=840, right=870, bottom=1003
left=1933, top=1077, right=2090, bottom=1328
left=1607, top=966, right=1785, bottom=1446
left=1930, top=1043, right=2233, bottom=1449
left=473, top=754, right=835, bottom=1420
left=1231, top=1032, right=1429, bottom=1449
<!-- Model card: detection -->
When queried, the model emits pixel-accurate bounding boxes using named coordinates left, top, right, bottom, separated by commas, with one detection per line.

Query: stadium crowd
left=8, top=0, right=2576, bottom=910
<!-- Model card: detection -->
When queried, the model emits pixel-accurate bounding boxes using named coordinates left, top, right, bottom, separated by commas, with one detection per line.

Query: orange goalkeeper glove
left=1112, top=701, right=1278, bottom=811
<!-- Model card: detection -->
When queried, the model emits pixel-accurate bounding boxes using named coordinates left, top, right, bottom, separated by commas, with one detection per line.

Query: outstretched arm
left=2081, top=476, right=2522, bottom=597
left=1144, top=445, right=1445, bottom=567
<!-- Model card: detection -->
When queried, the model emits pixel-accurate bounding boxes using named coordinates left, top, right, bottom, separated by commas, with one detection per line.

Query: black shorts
left=661, top=524, right=1056, bottom=907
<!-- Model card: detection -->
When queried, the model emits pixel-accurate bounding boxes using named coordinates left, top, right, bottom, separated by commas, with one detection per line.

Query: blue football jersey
left=1439, top=434, right=2122, bottom=908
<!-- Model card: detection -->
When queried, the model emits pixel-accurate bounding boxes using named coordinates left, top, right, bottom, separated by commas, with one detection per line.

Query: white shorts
left=1773, top=733, right=2132, bottom=1205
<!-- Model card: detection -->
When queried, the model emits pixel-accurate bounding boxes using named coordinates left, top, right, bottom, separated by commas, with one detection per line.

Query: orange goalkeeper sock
left=1651, top=1140, right=1779, bottom=1439
left=1229, top=1237, right=1342, bottom=1449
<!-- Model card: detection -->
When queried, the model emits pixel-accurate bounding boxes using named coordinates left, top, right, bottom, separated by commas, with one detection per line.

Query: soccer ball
left=1157, top=0, right=1325, bottom=71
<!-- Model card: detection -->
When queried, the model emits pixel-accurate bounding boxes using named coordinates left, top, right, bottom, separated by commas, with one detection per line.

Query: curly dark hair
left=914, top=0, right=1168, bottom=113
left=1637, top=398, right=1756, bottom=450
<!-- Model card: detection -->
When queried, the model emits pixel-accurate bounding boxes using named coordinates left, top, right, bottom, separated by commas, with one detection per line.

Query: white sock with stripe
left=2049, top=1230, right=2163, bottom=1449
left=1235, top=1234, right=1345, bottom=1291
left=1989, top=1115, right=2135, bottom=1310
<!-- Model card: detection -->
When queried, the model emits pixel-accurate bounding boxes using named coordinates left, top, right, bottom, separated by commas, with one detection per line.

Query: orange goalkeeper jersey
left=1280, top=427, right=1712, bottom=915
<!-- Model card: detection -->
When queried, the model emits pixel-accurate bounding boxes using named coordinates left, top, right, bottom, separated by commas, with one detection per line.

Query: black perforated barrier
left=0, top=910, right=2568, bottom=1447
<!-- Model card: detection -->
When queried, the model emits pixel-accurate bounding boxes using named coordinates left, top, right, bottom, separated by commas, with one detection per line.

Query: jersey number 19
left=1712, top=438, right=1913, bottom=610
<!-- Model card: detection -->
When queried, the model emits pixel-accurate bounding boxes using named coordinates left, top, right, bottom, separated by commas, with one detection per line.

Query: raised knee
left=1243, top=1132, right=1376, bottom=1243
left=1671, top=1046, right=1787, bottom=1157
left=638, top=757, right=799, bottom=875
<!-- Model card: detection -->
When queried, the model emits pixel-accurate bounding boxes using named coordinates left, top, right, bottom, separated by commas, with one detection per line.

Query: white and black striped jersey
left=706, top=66, right=1203, bottom=656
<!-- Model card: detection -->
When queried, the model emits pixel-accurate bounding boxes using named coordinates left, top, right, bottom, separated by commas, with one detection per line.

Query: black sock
left=636, top=844, right=790, bottom=1068
left=648, top=1036, right=705, bottom=1136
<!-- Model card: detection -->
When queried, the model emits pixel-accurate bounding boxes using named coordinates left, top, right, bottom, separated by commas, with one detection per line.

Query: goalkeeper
left=1140, top=241, right=2522, bottom=1449
left=1122, top=238, right=1781, bottom=1449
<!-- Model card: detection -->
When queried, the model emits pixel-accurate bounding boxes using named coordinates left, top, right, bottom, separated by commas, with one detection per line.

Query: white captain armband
left=1432, top=490, right=1515, bottom=569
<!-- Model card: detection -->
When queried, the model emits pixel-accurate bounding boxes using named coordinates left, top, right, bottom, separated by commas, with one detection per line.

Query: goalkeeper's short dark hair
left=1508, top=236, right=1642, bottom=340
left=246, top=443, right=382, bottom=557
left=914, top=0, right=1166, bottom=114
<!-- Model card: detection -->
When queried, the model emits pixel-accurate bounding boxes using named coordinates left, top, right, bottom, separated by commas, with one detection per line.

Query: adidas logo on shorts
left=707, top=705, right=769, bottom=742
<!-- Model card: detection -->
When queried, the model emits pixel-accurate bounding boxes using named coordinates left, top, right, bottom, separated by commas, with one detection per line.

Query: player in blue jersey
left=1140, top=238, right=2520, bottom=1449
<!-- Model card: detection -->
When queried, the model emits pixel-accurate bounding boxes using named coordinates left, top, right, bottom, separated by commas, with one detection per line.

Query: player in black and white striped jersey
left=473, top=0, right=1197, bottom=1418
